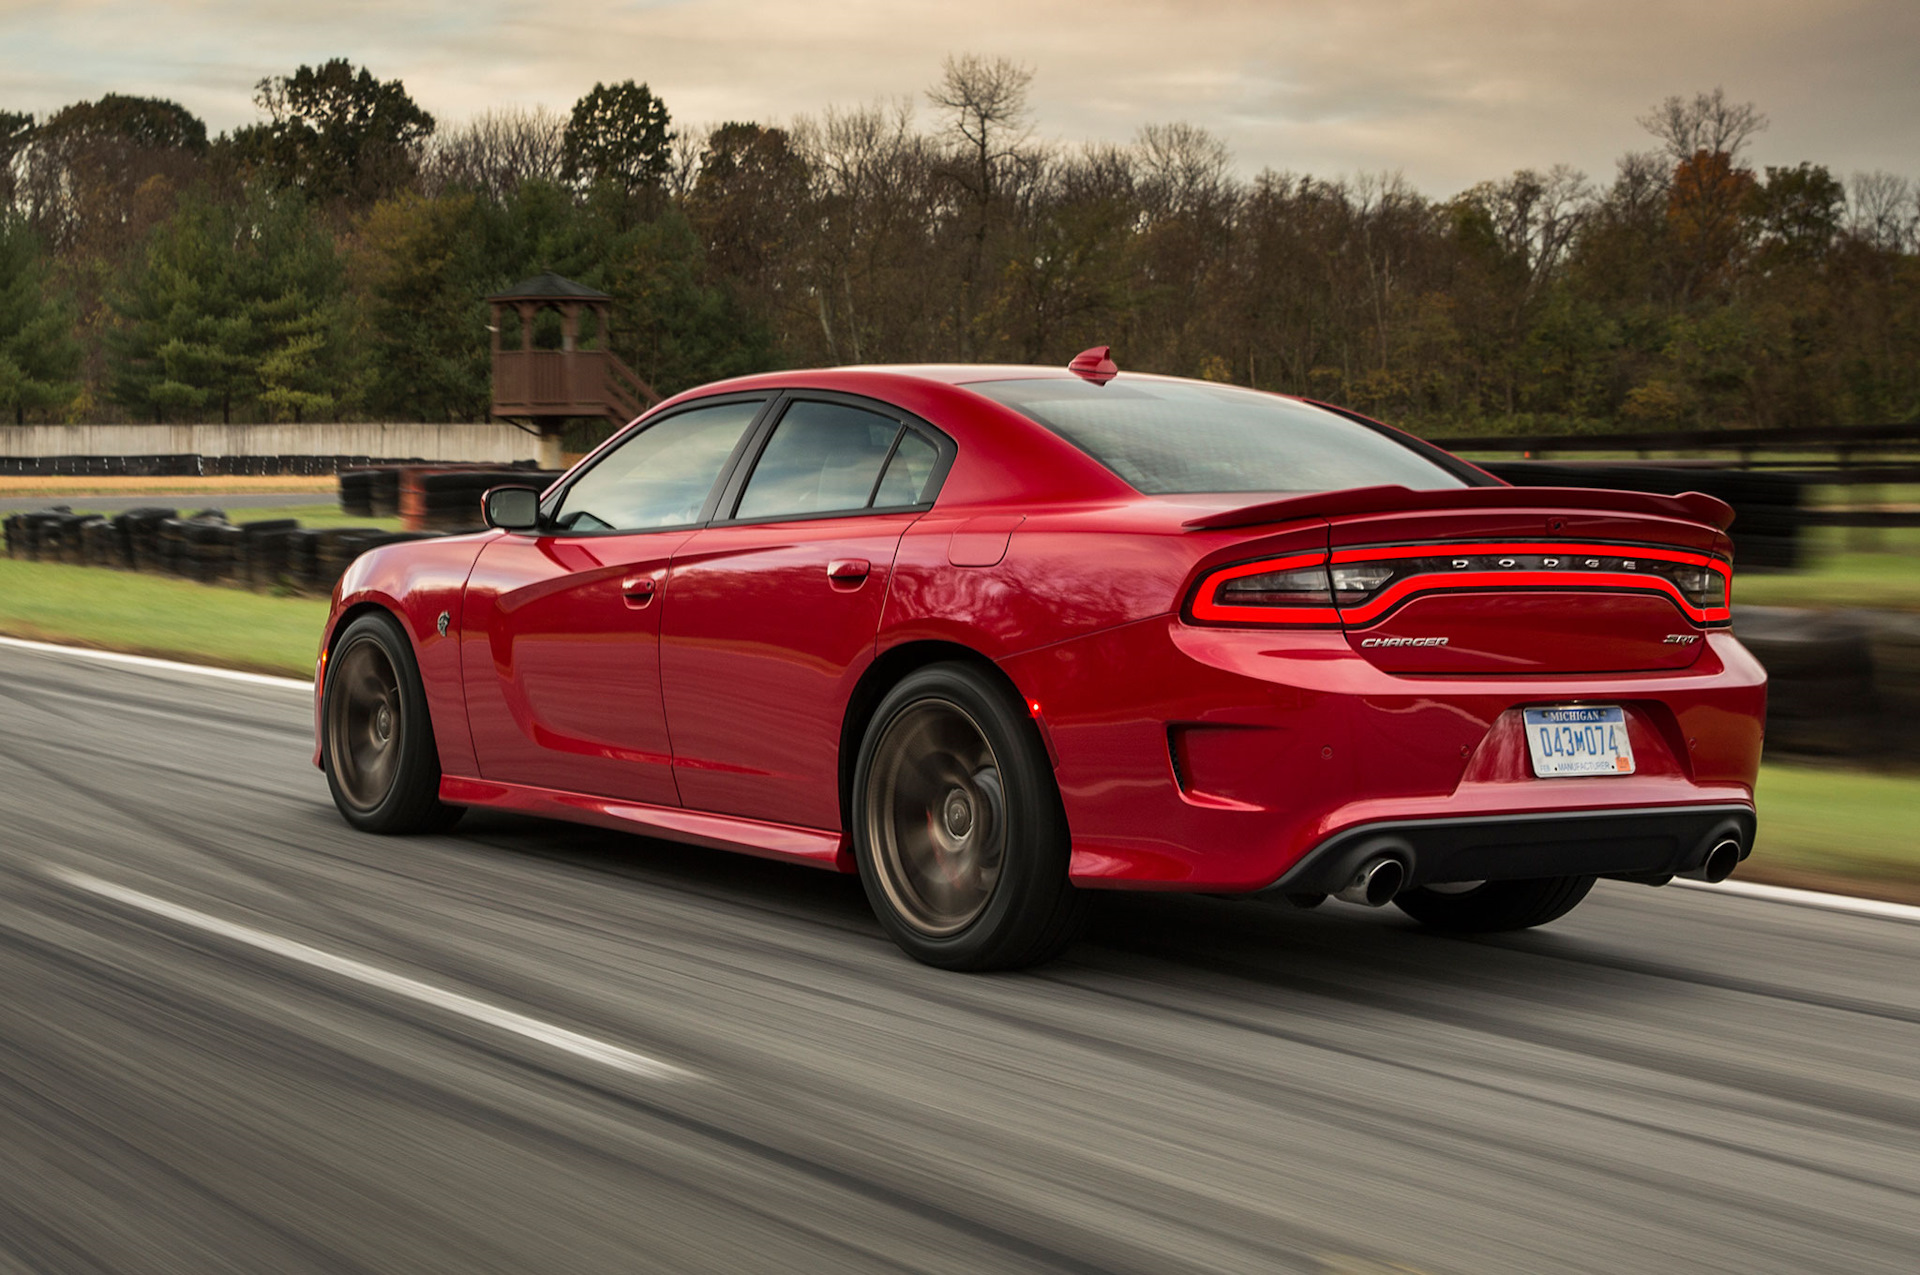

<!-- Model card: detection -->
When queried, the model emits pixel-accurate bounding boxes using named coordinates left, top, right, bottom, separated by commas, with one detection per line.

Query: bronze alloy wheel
left=326, top=635, right=404, bottom=812
left=864, top=697, right=1008, bottom=937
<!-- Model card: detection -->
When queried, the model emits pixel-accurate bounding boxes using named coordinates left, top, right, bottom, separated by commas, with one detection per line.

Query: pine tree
left=0, top=217, right=81, bottom=423
left=108, top=189, right=349, bottom=422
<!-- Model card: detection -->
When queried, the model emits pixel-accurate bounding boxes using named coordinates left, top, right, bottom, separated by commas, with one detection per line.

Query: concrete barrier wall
left=0, top=423, right=539, bottom=463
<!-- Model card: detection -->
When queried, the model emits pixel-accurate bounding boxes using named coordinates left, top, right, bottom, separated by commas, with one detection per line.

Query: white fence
left=0, top=423, right=538, bottom=464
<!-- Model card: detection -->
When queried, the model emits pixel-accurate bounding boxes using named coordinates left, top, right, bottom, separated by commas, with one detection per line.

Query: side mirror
left=482, top=485, right=543, bottom=532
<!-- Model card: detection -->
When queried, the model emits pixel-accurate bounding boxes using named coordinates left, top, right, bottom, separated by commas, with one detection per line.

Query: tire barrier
left=5, top=504, right=446, bottom=594
left=392, top=467, right=562, bottom=531
left=1481, top=462, right=1807, bottom=570
left=1732, top=605, right=1920, bottom=762
left=338, top=468, right=402, bottom=518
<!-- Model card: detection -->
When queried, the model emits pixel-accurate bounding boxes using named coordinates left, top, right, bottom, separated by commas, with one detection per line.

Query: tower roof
left=488, top=272, right=611, bottom=303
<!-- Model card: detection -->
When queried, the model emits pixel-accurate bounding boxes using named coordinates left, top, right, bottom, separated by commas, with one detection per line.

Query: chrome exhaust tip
left=1682, top=838, right=1742, bottom=884
left=1335, top=857, right=1406, bottom=907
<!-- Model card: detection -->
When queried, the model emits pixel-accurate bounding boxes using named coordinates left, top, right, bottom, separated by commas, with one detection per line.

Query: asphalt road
left=0, top=642, right=1915, bottom=1274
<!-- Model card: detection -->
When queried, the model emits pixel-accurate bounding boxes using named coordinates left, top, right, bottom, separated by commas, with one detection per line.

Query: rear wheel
left=853, top=663, right=1087, bottom=970
left=322, top=612, right=462, bottom=835
left=1393, top=875, right=1595, bottom=933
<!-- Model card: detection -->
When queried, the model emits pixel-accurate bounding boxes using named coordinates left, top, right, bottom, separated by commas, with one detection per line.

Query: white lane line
left=0, top=634, right=310, bottom=690
left=51, top=869, right=689, bottom=1081
left=1672, top=876, right=1920, bottom=925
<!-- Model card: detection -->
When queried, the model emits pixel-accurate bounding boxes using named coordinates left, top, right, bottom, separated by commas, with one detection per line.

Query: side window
left=734, top=400, right=901, bottom=521
left=872, top=430, right=939, bottom=507
left=553, top=399, right=762, bottom=532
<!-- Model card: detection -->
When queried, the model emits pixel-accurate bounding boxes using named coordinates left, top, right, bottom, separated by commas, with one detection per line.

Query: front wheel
left=1393, top=875, right=1595, bottom=933
left=322, top=612, right=462, bottom=835
left=852, top=663, right=1087, bottom=970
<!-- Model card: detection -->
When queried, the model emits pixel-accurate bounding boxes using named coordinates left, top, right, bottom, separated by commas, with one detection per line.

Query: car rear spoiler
left=1180, top=484, right=1736, bottom=532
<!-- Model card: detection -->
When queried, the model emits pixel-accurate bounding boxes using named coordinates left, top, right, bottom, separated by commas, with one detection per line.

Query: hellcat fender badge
left=437, top=611, right=451, bottom=637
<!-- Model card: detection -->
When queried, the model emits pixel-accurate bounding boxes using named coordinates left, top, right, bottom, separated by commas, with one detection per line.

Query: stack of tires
left=113, top=508, right=177, bottom=571
left=339, top=469, right=403, bottom=518
left=396, top=469, right=559, bottom=531
left=80, top=518, right=118, bottom=567
left=1733, top=607, right=1876, bottom=756
left=1866, top=613, right=1920, bottom=763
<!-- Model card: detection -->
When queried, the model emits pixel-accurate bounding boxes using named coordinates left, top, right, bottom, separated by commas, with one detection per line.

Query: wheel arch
left=838, top=639, right=1039, bottom=836
left=317, top=599, right=420, bottom=766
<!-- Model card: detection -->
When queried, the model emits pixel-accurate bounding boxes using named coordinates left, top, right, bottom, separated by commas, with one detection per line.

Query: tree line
left=2, top=58, right=1916, bottom=437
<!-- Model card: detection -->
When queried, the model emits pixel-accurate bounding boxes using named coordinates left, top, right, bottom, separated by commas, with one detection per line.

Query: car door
left=660, top=394, right=951, bottom=829
left=460, top=395, right=769, bottom=805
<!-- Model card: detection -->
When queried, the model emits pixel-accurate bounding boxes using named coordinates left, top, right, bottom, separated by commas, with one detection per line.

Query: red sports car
left=316, top=350, right=1766, bottom=969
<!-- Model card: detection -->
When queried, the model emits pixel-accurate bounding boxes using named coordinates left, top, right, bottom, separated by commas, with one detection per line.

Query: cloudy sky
left=4, top=0, right=1916, bottom=194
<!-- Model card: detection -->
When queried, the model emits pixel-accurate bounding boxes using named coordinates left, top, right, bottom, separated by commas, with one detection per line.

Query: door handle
left=826, top=558, right=870, bottom=584
left=621, top=574, right=657, bottom=608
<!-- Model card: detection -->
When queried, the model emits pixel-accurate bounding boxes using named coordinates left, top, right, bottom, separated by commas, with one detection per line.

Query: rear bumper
left=1001, top=619, right=1767, bottom=892
left=1270, top=803, right=1754, bottom=895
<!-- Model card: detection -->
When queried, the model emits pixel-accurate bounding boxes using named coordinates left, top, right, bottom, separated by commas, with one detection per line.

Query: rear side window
left=967, top=377, right=1467, bottom=495
left=873, top=430, right=939, bottom=507
left=735, top=400, right=903, bottom=520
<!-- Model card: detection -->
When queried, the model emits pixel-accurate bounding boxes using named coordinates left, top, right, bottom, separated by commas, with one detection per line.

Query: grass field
left=0, top=557, right=327, bottom=677
left=1735, top=526, right=1920, bottom=611
left=216, top=503, right=405, bottom=531
left=1745, top=764, right=1920, bottom=901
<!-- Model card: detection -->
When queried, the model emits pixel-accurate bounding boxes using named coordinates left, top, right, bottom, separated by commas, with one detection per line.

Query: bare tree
left=1846, top=170, right=1918, bottom=252
left=424, top=106, right=564, bottom=198
left=1468, top=164, right=1593, bottom=281
left=791, top=100, right=938, bottom=363
left=665, top=124, right=707, bottom=200
left=1639, top=88, right=1768, bottom=162
left=926, top=54, right=1034, bottom=205
left=1135, top=123, right=1233, bottom=219
left=926, top=54, right=1038, bottom=359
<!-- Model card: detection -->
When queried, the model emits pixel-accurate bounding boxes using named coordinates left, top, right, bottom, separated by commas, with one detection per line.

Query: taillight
left=1671, top=564, right=1728, bottom=611
left=1190, top=542, right=1733, bottom=628
left=1189, top=552, right=1341, bottom=625
left=1326, top=543, right=1733, bottom=626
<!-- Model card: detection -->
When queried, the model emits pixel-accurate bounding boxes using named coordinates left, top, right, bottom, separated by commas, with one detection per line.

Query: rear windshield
left=967, top=377, right=1468, bottom=495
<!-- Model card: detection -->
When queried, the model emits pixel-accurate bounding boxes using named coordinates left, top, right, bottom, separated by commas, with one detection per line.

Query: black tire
left=852, top=662, right=1087, bottom=970
left=321, top=612, right=462, bottom=834
left=1393, top=875, right=1596, bottom=933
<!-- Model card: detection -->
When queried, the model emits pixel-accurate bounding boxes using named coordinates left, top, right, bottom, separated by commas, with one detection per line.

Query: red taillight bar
left=1189, top=550, right=1340, bottom=626
left=1190, top=541, right=1732, bottom=628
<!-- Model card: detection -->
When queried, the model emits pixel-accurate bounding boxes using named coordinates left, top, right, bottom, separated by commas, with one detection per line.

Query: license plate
left=1523, top=706, right=1635, bottom=777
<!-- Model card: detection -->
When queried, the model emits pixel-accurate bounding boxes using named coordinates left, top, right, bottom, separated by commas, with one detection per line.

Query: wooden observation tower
left=488, top=273, right=661, bottom=468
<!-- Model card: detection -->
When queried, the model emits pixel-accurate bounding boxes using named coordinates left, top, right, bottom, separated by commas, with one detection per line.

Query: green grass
left=1749, top=763, right=1920, bottom=893
left=218, top=503, right=404, bottom=531
left=1736, top=526, right=1920, bottom=611
left=0, top=557, right=326, bottom=678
